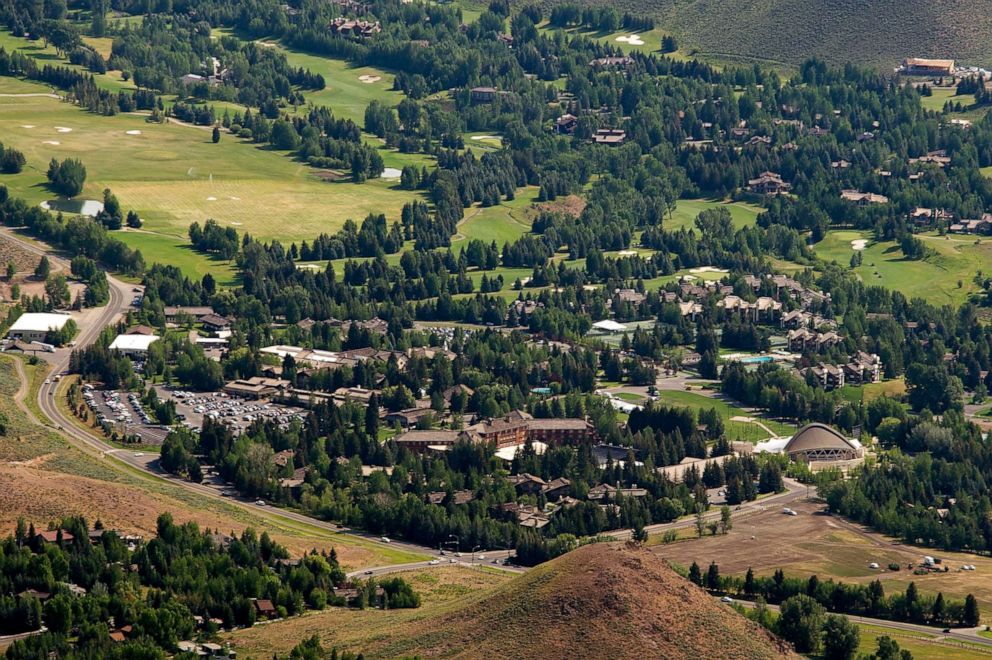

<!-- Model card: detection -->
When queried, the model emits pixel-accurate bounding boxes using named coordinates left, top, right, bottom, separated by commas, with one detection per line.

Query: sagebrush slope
left=371, top=542, right=796, bottom=659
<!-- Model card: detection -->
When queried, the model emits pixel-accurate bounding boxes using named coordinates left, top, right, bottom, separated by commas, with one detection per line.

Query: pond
left=40, top=199, right=104, bottom=217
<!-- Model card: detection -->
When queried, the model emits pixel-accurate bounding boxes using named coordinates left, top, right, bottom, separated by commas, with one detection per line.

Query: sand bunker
left=125, top=130, right=142, bottom=135
left=42, top=140, right=60, bottom=145
left=616, top=35, right=645, bottom=46
left=618, top=250, right=638, bottom=256
left=54, top=126, right=72, bottom=133
left=470, top=135, right=500, bottom=141
left=20, top=124, right=34, bottom=129
left=689, top=266, right=730, bottom=274
left=229, top=196, right=240, bottom=200
left=358, top=74, right=382, bottom=83
left=230, top=221, right=243, bottom=226
left=206, top=196, right=218, bottom=201
left=381, top=167, right=402, bottom=179
left=851, top=239, right=868, bottom=250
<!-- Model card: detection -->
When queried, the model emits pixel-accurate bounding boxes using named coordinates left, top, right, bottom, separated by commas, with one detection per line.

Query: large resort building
left=394, top=410, right=595, bottom=453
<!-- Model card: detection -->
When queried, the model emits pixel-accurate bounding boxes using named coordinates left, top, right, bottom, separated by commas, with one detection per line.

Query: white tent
left=591, top=319, right=627, bottom=332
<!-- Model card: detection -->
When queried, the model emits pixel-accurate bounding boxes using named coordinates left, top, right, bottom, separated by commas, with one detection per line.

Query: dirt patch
left=313, top=169, right=346, bottom=182
left=654, top=498, right=992, bottom=611
left=534, top=194, right=586, bottom=219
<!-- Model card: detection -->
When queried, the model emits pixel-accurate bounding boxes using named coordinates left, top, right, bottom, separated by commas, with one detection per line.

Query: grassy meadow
left=0, top=88, right=421, bottom=273
left=654, top=388, right=796, bottom=441
left=665, top=198, right=764, bottom=231
left=815, top=229, right=991, bottom=306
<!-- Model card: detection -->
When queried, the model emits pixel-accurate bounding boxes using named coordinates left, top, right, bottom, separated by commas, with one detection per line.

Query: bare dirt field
left=655, top=498, right=992, bottom=613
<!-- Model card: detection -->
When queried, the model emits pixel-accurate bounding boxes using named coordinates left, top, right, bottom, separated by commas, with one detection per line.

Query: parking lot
left=158, top=387, right=308, bottom=436
left=81, top=385, right=169, bottom=445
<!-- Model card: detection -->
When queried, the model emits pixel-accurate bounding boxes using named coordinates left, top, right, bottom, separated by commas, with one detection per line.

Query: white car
left=133, top=452, right=144, bottom=457
left=721, top=596, right=734, bottom=603
left=476, top=554, right=486, bottom=561
left=255, top=500, right=266, bottom=506
left=380, top=536, right=391, bottom=543
left=428, top=559, right=440, bottom=565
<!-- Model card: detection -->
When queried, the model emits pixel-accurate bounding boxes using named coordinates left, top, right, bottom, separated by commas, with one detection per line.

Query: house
left=223, top=376, right=289, bottom=399
left=541, top=477, right=571, bottom=500
left=35, top=529, right=73, bottom=546
left=273, top=449, right=295, bottom=468
left=17, top=589, right=52, bottom=601
left=127, top=324, right=157, bottom=336
left=788, top=329, right=843, bottom=352
left=200, top=314, right=232, bottom=332
left=840, top=190, right=889, bottom=206
left=587, top=483, right=648, bottom=500
left=899, top=58, right=955, bottom=76
left=510, top=473, right=547, bottom=494
left=592, top=129, right=626, bottom=145
left=330, top=17, right=381, bottom=38
left=910, top=153, right=951, bottom=168
left=806, top=363, right=846, bottom=390
left=470, top=86, right=498, bottom=103
left=589, top=56, right=634, bottom=69
left=745, top=135, right=772, bottom=148
left=844, top=351, right=882, bottom=384
left=950, top=215, right=992, bottom=234
left=780, top=309, right=812, bottom=329
left=253, top=599, right=278, bottom=619
left=164, top=306, right=215, bottom=323
left=747, top=171, right=792, bottom=195
left=384, top=406, right=436, bottom=428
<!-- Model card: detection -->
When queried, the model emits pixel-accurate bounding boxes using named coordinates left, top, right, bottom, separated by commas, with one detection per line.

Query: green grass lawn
left=665, top=198, right=764, bottom=231
left=815, top=229, right=990, bottom=306
left=116, top=231, right=240, bottom=287
left=840, top=378, right=906, bottom=405
left=857, top=624, right=990, bottom=660
left=245, top=35, right=401, bottom=126
left=453, top=187, right=539, bottom=246
left=0, top=89, right=422, bottom=277
left=654, top=389, right=796, bottom=441
left=0, top=29, right=135, bottom=93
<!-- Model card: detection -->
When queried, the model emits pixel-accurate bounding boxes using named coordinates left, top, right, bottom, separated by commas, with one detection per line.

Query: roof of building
left=109, top=334, right=160, bottom=352
left=784, top=423, right=859, bottom=454
left=904, top=57, right=955, bottom=69
left=394, top=429, right=460, bottom=444
left=9, top=312, right=72, bottom=333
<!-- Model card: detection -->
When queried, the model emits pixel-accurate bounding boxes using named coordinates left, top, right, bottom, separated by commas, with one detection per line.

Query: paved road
left=346, top=555, right=525, bottom=580
left=731, top=598, right=992, bottom=648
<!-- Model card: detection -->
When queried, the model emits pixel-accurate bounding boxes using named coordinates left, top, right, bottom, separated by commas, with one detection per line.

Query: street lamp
left=471, top=545, right=481, bottom=561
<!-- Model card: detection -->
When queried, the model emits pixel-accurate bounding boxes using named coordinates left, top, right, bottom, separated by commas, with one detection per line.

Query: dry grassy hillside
left=543, top=0, right=992, bottom=68
left=361, top=542, right=796, bottom=659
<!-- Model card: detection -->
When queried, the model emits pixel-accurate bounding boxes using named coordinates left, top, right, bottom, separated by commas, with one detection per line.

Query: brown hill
left=372, top=542, right=796, bottom=659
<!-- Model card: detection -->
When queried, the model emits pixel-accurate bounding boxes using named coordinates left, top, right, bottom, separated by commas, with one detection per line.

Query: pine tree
left=688, top=561, right=702, bottom=585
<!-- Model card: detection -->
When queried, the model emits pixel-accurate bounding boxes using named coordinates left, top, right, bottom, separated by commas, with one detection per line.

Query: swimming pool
left=739, top=356, right=774, bottom=364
